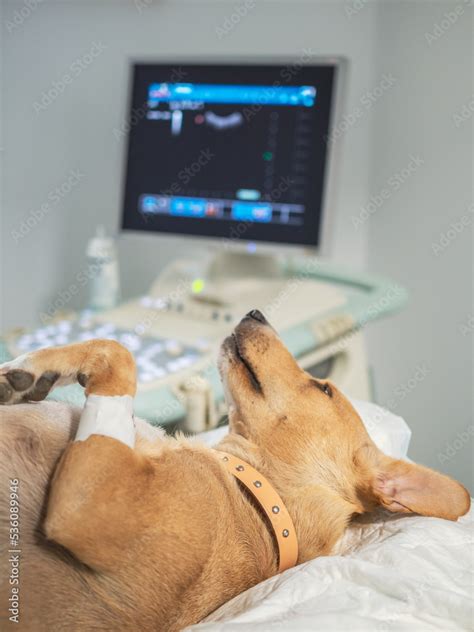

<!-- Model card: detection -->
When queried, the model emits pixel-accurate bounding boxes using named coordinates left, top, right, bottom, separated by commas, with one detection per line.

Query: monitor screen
left=121, top=62, right=339, bottom=247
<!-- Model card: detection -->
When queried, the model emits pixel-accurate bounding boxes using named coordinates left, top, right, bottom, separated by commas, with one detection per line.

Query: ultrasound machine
left=4, top=58, right=407, bottom=432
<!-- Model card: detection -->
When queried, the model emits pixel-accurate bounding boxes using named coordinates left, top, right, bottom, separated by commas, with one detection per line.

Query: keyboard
left=13, top=313, right=206, bottom=385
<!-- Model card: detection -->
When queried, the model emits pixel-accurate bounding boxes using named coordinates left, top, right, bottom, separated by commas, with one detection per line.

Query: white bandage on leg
left=75, top=395, right=136, bottom=448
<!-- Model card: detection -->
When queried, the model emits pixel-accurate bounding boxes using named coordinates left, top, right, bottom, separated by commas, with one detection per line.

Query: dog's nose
left=246, top=309, right=267, bottom=324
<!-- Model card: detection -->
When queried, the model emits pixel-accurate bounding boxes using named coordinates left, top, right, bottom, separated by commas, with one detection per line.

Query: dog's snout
left=246, top=309, right=267, bottom=324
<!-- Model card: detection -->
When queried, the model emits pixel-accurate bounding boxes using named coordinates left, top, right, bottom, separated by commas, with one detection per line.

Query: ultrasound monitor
left=121, top=60, right=343, bottom=248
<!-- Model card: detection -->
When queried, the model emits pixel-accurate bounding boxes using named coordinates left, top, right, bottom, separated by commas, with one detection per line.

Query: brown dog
left=0, top=311, right=470, bottom=630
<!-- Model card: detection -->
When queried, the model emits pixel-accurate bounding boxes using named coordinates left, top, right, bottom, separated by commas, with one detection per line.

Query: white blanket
left=190, top=508, right=473, bottom=631
left=189, top=402, right=473, bottom=631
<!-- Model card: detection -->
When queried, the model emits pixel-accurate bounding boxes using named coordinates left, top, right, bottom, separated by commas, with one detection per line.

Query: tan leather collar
left=217, top=451, right=298, bottom=573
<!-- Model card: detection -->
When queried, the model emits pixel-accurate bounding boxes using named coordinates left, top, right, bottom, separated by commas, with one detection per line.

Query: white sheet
left=189, top=509, right=473, bottom=631
left=188, top=403, right=472, bottom=631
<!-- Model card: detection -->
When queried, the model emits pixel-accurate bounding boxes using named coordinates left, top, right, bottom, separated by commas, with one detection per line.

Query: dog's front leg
left=1, top=340, right=153, bottom=572
left=45, top=432, right=154, bottom=573
left=0, top=338, right=136, bottom=403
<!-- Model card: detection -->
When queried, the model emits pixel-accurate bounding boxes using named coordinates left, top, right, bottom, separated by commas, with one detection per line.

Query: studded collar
left=216, top=451, right=298, bottom=573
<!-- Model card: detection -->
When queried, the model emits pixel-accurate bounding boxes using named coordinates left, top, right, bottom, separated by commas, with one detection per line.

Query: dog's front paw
left=0, top=359, right=58, bottom=404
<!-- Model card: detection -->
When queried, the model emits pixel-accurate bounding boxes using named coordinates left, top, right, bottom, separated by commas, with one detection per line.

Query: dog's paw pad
left=5, top=369, right=35, bottom=391
left=0, top=370, right=59, bottom=405
left=24, top=371, right=59, bottom=402
left=0, top=382, right=14, bottom=403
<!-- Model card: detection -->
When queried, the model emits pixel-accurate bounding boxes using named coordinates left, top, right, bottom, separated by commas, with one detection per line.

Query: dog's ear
left=370, top=453, right=470, bottom=521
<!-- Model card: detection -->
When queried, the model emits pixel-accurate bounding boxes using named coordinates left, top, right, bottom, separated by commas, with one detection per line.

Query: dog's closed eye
left=311, top=380, right=332, bottom=397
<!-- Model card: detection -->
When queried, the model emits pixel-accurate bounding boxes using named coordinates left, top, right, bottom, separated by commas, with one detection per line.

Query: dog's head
left=218, top=310, right=470, bottom=558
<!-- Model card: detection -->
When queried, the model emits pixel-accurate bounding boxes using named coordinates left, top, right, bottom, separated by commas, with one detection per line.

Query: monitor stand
left=207, top=250, right=282, bottom=281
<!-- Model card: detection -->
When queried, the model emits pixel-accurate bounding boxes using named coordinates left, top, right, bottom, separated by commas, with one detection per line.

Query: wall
left=1, top=0, right=376, bottom=332
left=367, top=0, right=473, bottom=487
